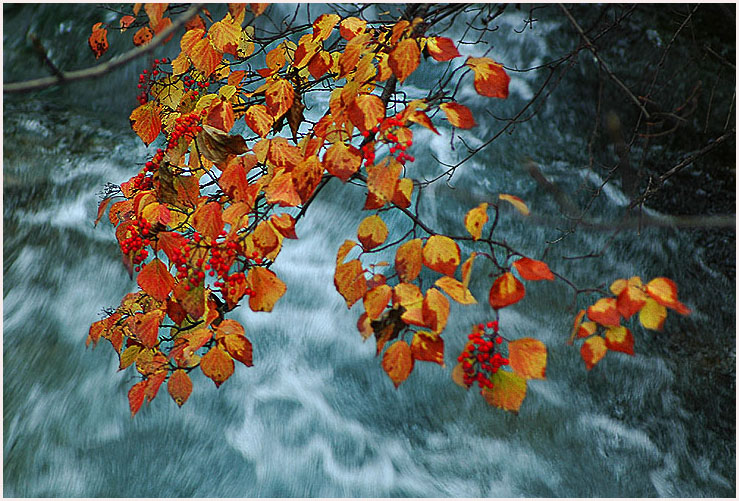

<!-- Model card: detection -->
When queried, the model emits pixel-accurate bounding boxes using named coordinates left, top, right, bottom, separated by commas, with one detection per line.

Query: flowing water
left=3, top=4, right=735, bottom=497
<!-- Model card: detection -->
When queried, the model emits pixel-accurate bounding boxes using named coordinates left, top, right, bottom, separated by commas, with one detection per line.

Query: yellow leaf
left=434, top=276, right=476, bottom=304
left=395, top=238, right=423, bottom=283
left=639, top=297, right=667, bottom=331
left=388, top=38, right=420, bottom=82
left=246, top=267, right=287, bottom=312
left=499, top=193, right=530, bottom=216
left=422, top=287, right=449, bottom=334
left=357, top=215, right=388, bottom=251
left=464, top=202, right=488, bottom=239
left=482, top=370, right=527, bottom=413
left=422, top=235, right=460, bottom=276
left=507, top=338, right=547, bottom=379
left=334, top=259, right=367, bottom=308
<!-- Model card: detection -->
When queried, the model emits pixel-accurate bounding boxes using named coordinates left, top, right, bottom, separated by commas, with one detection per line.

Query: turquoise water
left=4, top=4, right=734, bottom=497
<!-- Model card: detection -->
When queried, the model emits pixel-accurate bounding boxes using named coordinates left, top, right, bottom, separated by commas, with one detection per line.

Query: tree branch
left=3, top=3, right=204, bottom=94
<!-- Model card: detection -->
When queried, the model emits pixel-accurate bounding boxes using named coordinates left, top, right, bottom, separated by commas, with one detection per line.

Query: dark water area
left=3, top=3, right=735, bottom=497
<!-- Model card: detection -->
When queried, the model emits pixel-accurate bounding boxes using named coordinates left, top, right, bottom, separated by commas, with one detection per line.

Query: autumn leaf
left=364, top=284, right=392, bottom=320
left=137, top=259, right=174, bottom=302
left=461, top=252, right=476, bottom=288
left=264, top=170, right=301, bottom=207
left=129, top=101, right=162, bottom=145
left=395, top=238, right=423, bottom=283
left=128, top=380, right=148, bottom=417
left=392, top=177, right=413, bottom=208
left=577, top=321, right=598, bottom=338
left=133, top=26, right=154, bottom=46
left=616, top=278, right=648, bottom=319
left=639, top=297, right=667, bottom=331
left=357, top=215, right=388, bottom=251
left=196, top=125, right=248, bottom=165
left=209, top=18, right=241, bottom=55
left=411, top=331, right=444, bottom=366
left=334, top=259, right=367, bottom=308
left=464, top=203, right=488, bottom=240
left=218, top=334, right=254, bottom=366
left=119, top=15, right=135, bottom=31
left=422, top=235, right=460, bottom=276
left=422, top=287, right=450, bottom=333
left=88, top=23, right=109, bottom=59
left=581, top=336, right=607, bottom=370
left=168, top=369, right=192, bottom=407
left=587, top=298, right=620, bottom=327
left=192, top=202, right=224, bottom=241
left=426, top=36, right=460, bottom=61
left=367, top=158, right=402, bottom=205
left=434, top=276, right=476, bottom=305
left=205, top=99, right=235, bottom=133
left=245, top=104, right=275, bottom=138
left=312, top=13, right=340, bottom=40
left=270, top=213, right=298, bottom=239
left=389, top=38, right=420, bottom=82
left=348, top=94, right=385, bottom=133
left=382, top=340, right=414, bottom=388
left=132, top=310, right=164, bottom=348
left=507, top=338, right=547, bottom=380
left=324, top=143, right=362, bottom=182
left=482, top=370, right=527, bottom=413
left=465, top=56, right=510, bottom=98
left=249, top=3, right=269, bottom=17
left=247, top=267, right=287, bottom=312
left=339, top=16, right=366, bottom=40
left=439, top=102, right=476, bottom=129
left=191, top=38, right=222, bottom=77
left=393, top=283, right=425, bottom=327
left=513, top=257, right=555, bottom=281
left=488, top=272, right=525, bottom=309
left=498, top=193, right=530, bottom=216
left=265, top=78, right=295, bottom=119
left=646, top=277, right=691, bottom=314
left=200, top=346, right=234, bottom=388
left=604, top=326, right=634, bottom=356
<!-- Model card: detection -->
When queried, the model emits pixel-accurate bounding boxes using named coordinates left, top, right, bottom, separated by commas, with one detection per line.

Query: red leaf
left=137, top=258, right=175, bottom=302
left=465, top=56, right=510, bottom=98
left=439, top=102, right=476, bottom=129
left=426, top=36, right=460, bottom=61
left=217, top=334, right=253, bottom=366
left=581, top=336, right=608, bottom=370
left=128, top=380, right=148, bottom=417
left=168, top=369, right=192, bottom=407
left=488, top=272, right=525, bottom=309
left=587, top=298, right=620, bottom=327
left=411, top=330, right=445, bottom=365
left=192, top=202, right=224, bottom=241
left=513, top=257, right=555, bottom=281
left=605, top=326, right=634, bottom=356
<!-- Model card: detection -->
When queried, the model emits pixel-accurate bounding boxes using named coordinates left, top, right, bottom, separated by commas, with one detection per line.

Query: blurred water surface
left=3, top=3, right=734, bottom=497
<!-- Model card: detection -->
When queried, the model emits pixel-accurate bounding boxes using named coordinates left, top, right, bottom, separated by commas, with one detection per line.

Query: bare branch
left=3, top=3, right=204, bottom=94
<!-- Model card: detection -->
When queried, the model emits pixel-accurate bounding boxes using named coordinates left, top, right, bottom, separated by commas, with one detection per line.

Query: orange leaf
left=334, top=259, right=367, bottom=308
left=264, top=170, right=301, bottom=207
left=395, top=238, right=423, bottom=283
left=192, top=202, right=224, bottom=241
left=88, top=24, right=109, bottom=59
left=587, top=297, right=620, bottom=327
left=132, top=310, right=164, bottom=348
left=244, top=104, right=275, bottom=138
left=646, top=277, right=691, bottom=314
left=507, top=338, right=547, bottom=380
left=270, top=213, right=298, bottom=239
left=393, top=283, right=425, bottom=327
left=434, top=276, right=476, bottom=305
left=482, top=370, right=527, bottom=413
left=180, top=27, right=204, bottom=56
left=247, top=267, right=287, bottom=312
left=129, top=101, right=162, bottom=145
left=137, top=258, right=174, bottom=302
left=364, top=284, right=392, bottom=320
left=249, top=3, right=269, bottom=17
left=312, top=13, right=340, bottom=40
left=200, top=346, right=234, bottom=388
left=439, top=102, right=476, bottom=129
left=464, top=202, right=488, bottom=239
left=568, top=309, right=586, bottom=345
left=144, top=3, right=167, bottom=29
left=411, top=331, right=444, bottom=365
left=580, top=336, right=607, bottom=370
left=426, top=36, right=460, bottom=61
left=209, top=18, right=241, bottom=55
left=577, top=321, right=598, bottom=338
left=461, top=252, right=476, bottom=288
left=265, top=78, right=294, bottom=119
left=218, top=334, right=253, bottom=366
left=382, top=340, right=414, bottom=388
left=357, top=215, right=388, bottom=251
left=604, top=326, right=634, bottom=356
left=205, top=98, right=235, bottom=132
left=498, top=193, right=530, bottom=216
left=339, top=16, right=366, bottom=40
left=348, top=94, right=385, bottom=133
left=392, top=177, right=413, bottom=208
left=389, top=38, right=420, bottom=82
left=367, top=158, right=402, bottom=205
left=513, top=257, right=555, bottom=281
left=95, top=197, right=112, bottom=227
left=191, top=38, right=222, bottom=77
left=639, top=297, right=667, bottom=331
left=488, top=272, right=525, bottom=309
left=422, top=235, right=460, bottom=276
left=616, top=279, right=648, bottom=319
left=465, top=56, right=510, bottom=98
left=308, top=50, right=332, bottom=80
left=422, top=287, right=449, bottom=333
left=119, top=15, right=135, bottom=31
left=128, top=380, right=148, bottom=417
left=336, top=239, right=357, bottom=265
left=144, top=370, right=167, bottom=402
left=133, top=26, right=154, bottom=46
left=168, top=369, right=192, bottom=407
left=324, top=143, right=362, bottom=182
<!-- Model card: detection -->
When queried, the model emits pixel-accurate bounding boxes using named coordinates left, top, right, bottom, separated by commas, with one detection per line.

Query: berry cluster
left=135, top=58, right=169, bottom=105
left=181, top=74, right=213, bottom=94
left=457, top=320, right=509, bottom=393
left=120, top=217, right=152, bottom=271
left=359, top=114, right=416, bottom=166
left=167, top=112, right=204, bottom=150
left=130, top=147, right=164, bottom=191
